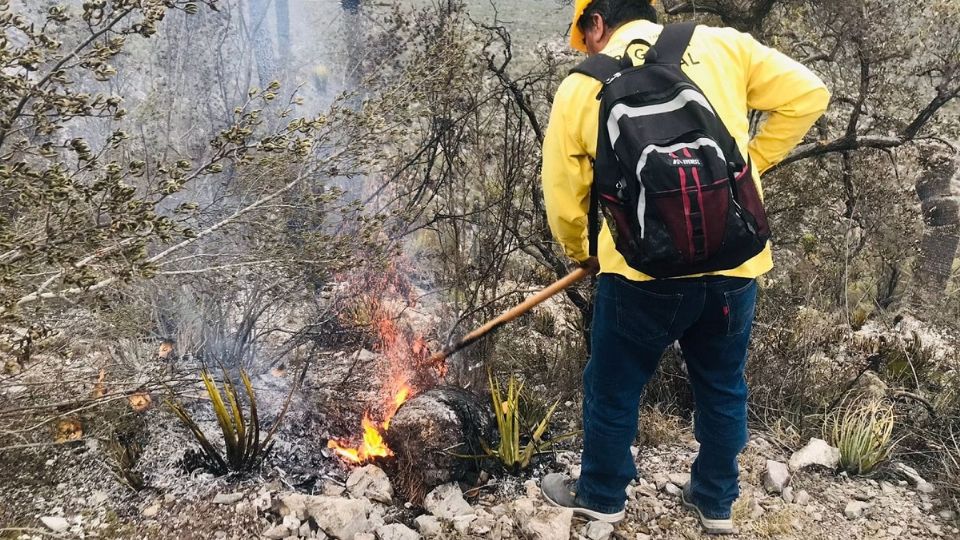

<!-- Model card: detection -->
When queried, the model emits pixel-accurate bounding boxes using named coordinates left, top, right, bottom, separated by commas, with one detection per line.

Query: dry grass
left=637, top=405, right=685, bottom=447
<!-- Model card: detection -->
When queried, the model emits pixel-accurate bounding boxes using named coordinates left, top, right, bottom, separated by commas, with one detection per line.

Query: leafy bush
left=825, top=396, right=897, bottom=475
left=167, top=369, right=286, bottom=475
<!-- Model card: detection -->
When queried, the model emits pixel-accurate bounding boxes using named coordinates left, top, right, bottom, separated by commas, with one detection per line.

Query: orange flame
left=328, top=261, right=442, bottom=465
left=327, top=383, right=412, bottom=464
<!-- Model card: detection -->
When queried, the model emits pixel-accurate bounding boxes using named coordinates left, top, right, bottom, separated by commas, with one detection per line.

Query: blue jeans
left=576, top=274, right=757, bottom=519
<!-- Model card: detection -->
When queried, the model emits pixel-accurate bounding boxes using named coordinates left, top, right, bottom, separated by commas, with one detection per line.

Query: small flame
left=327, top=384, right=412, bottom=464
left=328, top=261, right=441, bottom=466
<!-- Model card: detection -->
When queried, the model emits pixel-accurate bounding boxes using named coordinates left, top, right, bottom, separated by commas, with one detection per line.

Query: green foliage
left=167, top=369, right=282, bottom=475
left=481, top=370, right=568, bottom=474
left=825, top=396, right=897, bottom=475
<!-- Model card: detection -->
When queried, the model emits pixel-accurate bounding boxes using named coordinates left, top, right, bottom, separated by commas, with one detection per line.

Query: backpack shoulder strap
left=570, top=54, right=622, bottom=83
left=649, top=22, right=697, bottom=65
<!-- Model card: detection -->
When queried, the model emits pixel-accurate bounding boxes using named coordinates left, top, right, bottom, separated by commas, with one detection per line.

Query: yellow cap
left=570, top=0, right=656, bottom=53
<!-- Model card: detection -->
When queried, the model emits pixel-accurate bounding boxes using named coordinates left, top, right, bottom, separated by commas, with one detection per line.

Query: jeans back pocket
left=613, top=276, right=683, bottom=344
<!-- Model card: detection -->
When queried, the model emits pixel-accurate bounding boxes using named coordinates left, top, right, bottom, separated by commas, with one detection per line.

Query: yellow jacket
left=542, top=20, right=830, bottom=280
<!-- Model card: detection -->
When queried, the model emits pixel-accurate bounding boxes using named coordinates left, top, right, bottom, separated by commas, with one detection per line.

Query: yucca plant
left=167, top=369, right=286, bottom=475
left=825, top=395, right=897, bottom=475
left=481, top=370, right=571, bottom=474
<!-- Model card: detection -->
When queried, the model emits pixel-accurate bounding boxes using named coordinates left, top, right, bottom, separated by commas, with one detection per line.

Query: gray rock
left=213, top=492, right=245, bottom=505
left=844, top=500, right=871, bottom=520
left=355, top=534, right=376, bottom=540
left=470, top=511, right=495, bottom=536
left=90, top=490, right=109, bottom=506
left=585, top=520, right=614, bottom=540
left=280, top=494, right=372, bottom=539
left=893, top=462, right=931, bottom=489
left=452, top=514, right=476, bottom=534
left=346, top=464, right=394, bottom=504
left=40, top=516, right=69, bottom=533
left=789, top=438, right=841, bottom=471
left=377, top=523, right=421, bottom=540
left=664, top=483, right=683, bottom=497
left=524, top=479, right=540, bottom=498
left=492, top=516, right=515, bottom=540
left=262, top=524, right=290, bottom=539
left=413, top=515, right=442, bottom=537
left=668, top=473, right=690, bottom=488
left=794, top=490, right=811, bottom=506
left=323, top=483, right=346, bottom=497
left=423, top=483, right=472, bottom=519
left=356, top=349, right=378, bottom=361
left=782, top=486, right=794, bottom=504
left=282, top=514, right=301, bottom=530
left=918, top=481, right=937, bottom=494
left=750, top=499, right=765, bottom=519
left=763, top=460, right=791, bottom=493
left=142, top=504, right=160, bottom=518
left=652, top=473, right=670, bottom=490
left=521, top=506, right=573, bottom=540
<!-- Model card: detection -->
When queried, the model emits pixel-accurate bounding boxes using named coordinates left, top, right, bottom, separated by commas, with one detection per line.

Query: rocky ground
left=4, top=416, right=957, bottom=539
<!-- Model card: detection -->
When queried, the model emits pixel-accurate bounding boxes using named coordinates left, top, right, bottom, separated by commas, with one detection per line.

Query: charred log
left=383, top=387, right=492, bottom=503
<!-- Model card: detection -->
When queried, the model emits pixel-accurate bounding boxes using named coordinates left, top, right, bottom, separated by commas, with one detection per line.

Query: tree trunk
left=275, top=0, right=291, bottom=71
left=383, top=387, right=491, bottom=503
left=912, top=150, right=960, bottom=309
left=249, top=0, right=277, bottom=88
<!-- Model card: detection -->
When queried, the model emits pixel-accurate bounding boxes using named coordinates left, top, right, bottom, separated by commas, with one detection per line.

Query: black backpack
left=573, top=22, right=770, bottom=279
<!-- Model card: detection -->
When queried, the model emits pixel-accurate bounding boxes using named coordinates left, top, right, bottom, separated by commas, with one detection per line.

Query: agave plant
left=825, top=395, right=897, bottom=475
left=167, top=369, right=286, bottom=475
left=481, top=370, right=572, bottom=473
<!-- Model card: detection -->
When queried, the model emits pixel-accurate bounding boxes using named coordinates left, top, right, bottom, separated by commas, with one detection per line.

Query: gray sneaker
left=540, top=473, right=625, bottom=523
left=681, top=484, right=737, bottom=535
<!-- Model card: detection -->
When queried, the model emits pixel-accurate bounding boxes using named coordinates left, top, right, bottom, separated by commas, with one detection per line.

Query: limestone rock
left=664, top=483, right=683, bottom=497
left=413, top=515, right=442, bottom=538
left=789, top=438, right=841, bottom=471
left=585, top=520, right=614, bottom=540
left=376, top=523, right=421, bottom=540
left=844, top=500, right=871, bottom=520
left=347, top=464, right=394, bottom=504
left=763, top=460, right=791, bottom=494
left=521, top=506, right=573, bottom=540
left=782, top=486, right=795, bottom=504
left=279, top=494, right=373, bottom=539
left=668, top=473, right=690, bottom=487
left=423, top=483, right=472, bottom=519
left=794, top=490, right=811, bottom=506
left=894, top=463, right=937, bottom=494
left=262, top=524, right=289, bottom=539
left=213, top=492, right=245, bottom=505
left=40, top=516, right=69, bottom=533
left=451, top=514, right=476, bottom=534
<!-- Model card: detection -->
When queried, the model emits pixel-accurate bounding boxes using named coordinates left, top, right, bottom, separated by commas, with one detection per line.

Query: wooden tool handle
left=428, top=266, right=595, bottom=367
